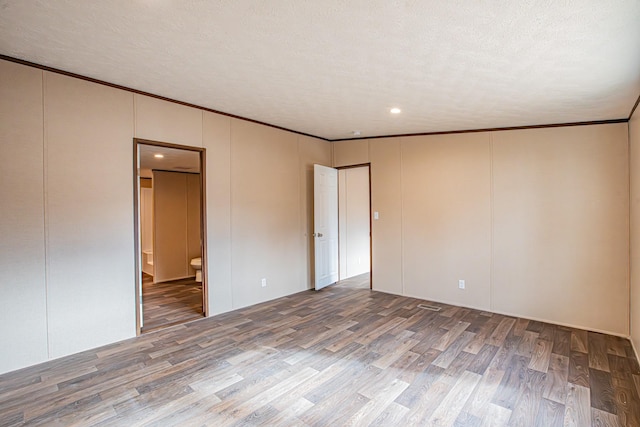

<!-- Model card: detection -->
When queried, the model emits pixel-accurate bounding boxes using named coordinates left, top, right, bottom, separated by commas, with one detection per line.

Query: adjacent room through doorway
left=134, top=140, right=208, bottom=333
left=338, top=165, right=371, bottom=288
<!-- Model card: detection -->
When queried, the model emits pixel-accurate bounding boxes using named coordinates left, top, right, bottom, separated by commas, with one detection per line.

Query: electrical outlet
left=261, top=278, right=267, bottom=287
left=458, top=279, right=465, bottom=289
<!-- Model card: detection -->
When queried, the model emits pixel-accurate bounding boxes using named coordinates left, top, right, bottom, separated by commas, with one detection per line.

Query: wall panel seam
left=489, top=133, right=494, bottom=312
left=332, top=141, right=335, bottom=167
left=627, top=121, right=640, bottom=338
left=133, top=94, right=137, bottom=137
left=399, top=139, right=405, bottom=296
left=344, top=171, right=348, bottom=279
left=42, top=70, right=51, bottom=359
left=227, top=121, right=232, bottom=308
left=297, top=137, right=304, bottom=288
left=184, top=175, right=189, bottom=278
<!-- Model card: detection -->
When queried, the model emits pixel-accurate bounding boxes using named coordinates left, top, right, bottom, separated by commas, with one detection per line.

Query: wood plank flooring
left=1, top=281, right=639, bottom=426
left=337, top=272, right=371, bottom=289
left=141, top=274, right=204, bottom=333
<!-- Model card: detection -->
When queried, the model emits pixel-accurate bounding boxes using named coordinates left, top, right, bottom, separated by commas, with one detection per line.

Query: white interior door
left=314, top=164, right=339, bottom=290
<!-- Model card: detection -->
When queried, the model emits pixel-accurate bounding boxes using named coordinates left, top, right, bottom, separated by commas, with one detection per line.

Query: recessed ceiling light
left=390, top=107, right=401, bottom=114
left=154, top=154, right=164, bottom=158
left=353, top=130, right=361, bottom=136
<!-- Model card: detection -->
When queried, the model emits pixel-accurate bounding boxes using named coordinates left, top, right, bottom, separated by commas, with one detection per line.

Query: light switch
left=374, top=211, right=379, bottom=220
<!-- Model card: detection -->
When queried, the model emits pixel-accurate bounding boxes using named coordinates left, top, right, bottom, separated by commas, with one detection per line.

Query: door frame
left=133, top=138, right=209, bottom=335
left=336, top=163, right=372, bottom=289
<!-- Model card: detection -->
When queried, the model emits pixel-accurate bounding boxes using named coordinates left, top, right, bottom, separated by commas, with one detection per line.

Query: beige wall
left=0, top=60, right=48, bottom=372
left=140, top=186, right=154, bottom=276
left=402, top=133, right=492, bottom=310
left=492, top=125, right=628, bottom=334
left=333, top=139, right=369, bottom=167
left=135, top=95, right=203, bottom=147
left=369, top=138, right=403, bottom=294
left=203, top=112, right=233, bottom=314
left=186, top=173, right=202, bottom=276
left=0, top=58, right=332, bottom=374
left=230, top=120, right=303, bottom=308
left=44, top=72, right=136, bottom=359
left=338, top=123, right=630, bottom=336
left=630, top=106, right=640, bottom=357
left=152, top=171, right=201, bottom=282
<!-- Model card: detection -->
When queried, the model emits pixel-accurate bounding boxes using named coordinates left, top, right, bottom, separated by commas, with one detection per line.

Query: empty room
left=2, top=1, right=640, bottom=426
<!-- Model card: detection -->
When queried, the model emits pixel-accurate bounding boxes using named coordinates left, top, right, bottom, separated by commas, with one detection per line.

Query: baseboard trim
left=375, top=288, right=629, bottom=338
left=488, top=308, right=629, bottom=339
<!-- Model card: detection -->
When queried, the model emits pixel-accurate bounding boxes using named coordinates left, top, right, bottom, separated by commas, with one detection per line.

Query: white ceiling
left=1, top=1, right=639, bottom=140
left=138, top=144, right=200, bottom=178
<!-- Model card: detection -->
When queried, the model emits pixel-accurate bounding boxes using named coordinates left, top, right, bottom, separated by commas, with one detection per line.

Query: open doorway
left=338, top=165, right=371, bottom=289
left=133, top=139, right=207, bottom=334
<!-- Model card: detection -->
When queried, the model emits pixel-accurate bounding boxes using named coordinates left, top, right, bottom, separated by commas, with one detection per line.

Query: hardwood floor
left=141, top=274, right=204, bottom=333
left=336, top=272, right=371, bottom=289
left=1, top=281, right=639, bottom=426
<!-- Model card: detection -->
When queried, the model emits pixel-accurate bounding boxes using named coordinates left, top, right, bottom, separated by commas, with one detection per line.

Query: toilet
left=190, top=257, right=202, bottom=282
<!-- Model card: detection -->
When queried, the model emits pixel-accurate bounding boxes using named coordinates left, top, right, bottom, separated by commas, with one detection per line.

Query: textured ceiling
left=1, top=1, right=639, bottom=140
left=139, top=144, right=200, bottom=178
